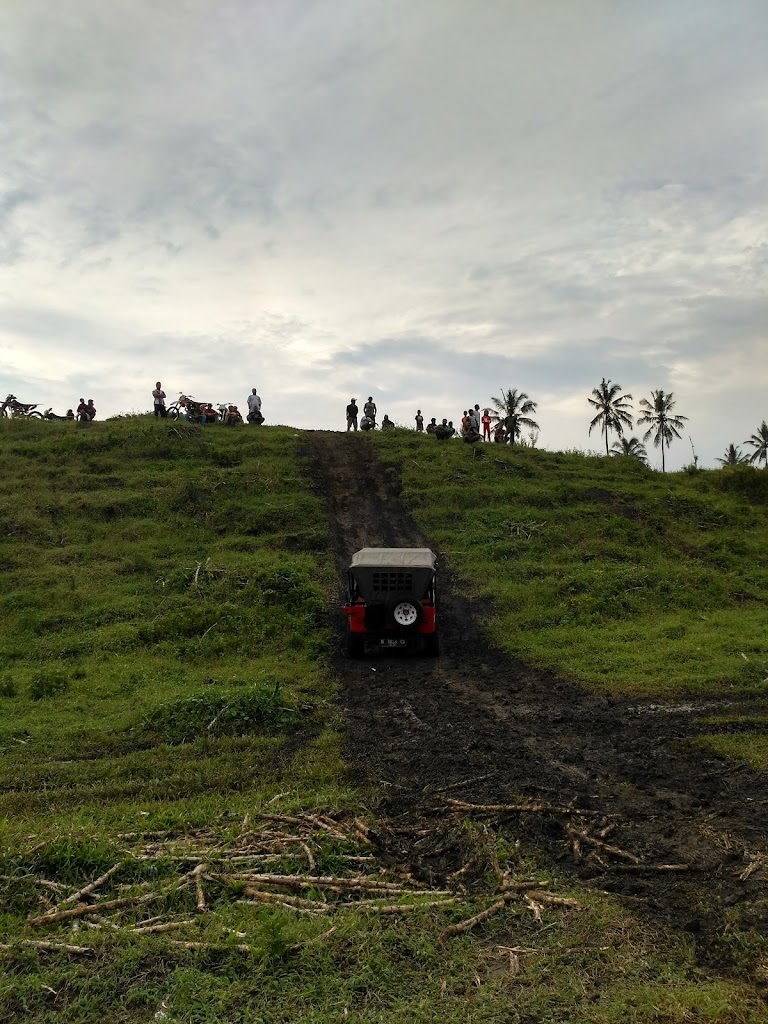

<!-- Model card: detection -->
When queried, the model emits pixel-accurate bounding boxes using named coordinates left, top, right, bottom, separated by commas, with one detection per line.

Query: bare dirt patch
left=305, top=432, right=768, bottom=968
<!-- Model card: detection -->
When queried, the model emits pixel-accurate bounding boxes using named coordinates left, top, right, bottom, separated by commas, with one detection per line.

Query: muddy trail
left=305, top=432, right=768, bottom=967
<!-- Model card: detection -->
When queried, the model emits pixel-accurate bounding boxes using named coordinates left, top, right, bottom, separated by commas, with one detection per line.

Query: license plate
left=379, top=638, right=407, bottom=648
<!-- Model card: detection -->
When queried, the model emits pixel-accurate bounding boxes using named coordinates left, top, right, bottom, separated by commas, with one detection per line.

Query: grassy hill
left=372, top=430, right=768, bottom=698
left=1, top=417, right=767, bottom=1023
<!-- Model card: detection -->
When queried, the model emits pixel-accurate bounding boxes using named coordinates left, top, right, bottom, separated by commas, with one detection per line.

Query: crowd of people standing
left=151, top=384, right=264, bottom=426
left=17, top=384, right=514, bottom=442
left=345, top=398, right=506, bottom=443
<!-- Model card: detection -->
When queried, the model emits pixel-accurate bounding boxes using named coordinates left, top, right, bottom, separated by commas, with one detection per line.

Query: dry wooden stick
left=431, top=772, right=498, bottom=794
left=739, top=857, right=764, bottom=881
left=61, top=864, right=122, bottom=907
left=83, top=916, right=121, bottom=931
left=523, top=895, right=543, bottom=922
left=0, top=939, right=94, bottom=955
left=351, top=817, right=374, bottom=846
left=135, top=852, right=293, bottom=863
left=28, top=892, right=160, bottom=927
left=611, top=863, right=690, bottom=873
left=565, top=825, right=641, bottom=864
left=169, top=940, right=254, bottom=953
left=299, top=814, right=348, bottom=841
left=229, top=872, right=445, bottom=893
left=241, top=891, right=331, bottom=913
left=129, top=920, right=195, bottom=935
left=116, top=830, right=175, bottom=841
left=300, top=843, right=316, bottom=874
left=255, top=813, right=303, bottom=826
left=528, top=891, right=582, bottom=909
left=195, top=876, right=206, bottom=912
left=36, top=879, right=66, bottom=892
left=447, top=858, right=478, bottom=884
left=288, top=926, right=337, bottom=951
left=439, top=897, right=509, bottom=941
left=445, top=798, right=591, bottom=816
left=176, top=863, right=208, bottom=889
left=358, top=898, right=459, bottom=914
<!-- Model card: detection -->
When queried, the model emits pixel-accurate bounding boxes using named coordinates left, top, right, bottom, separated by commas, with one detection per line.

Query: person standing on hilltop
left=415, top=409, right=424, bottom=431
left=346, top=399, right=359, bottom=431
left=86, top=399, right=97, bottom=421
left=481, top=408, right=492, bottom=441
left=246, top=388, right=263, bottom=424
left=363, top=396, right=377, bottom=425
left=152, top=382, right=167, bottom=418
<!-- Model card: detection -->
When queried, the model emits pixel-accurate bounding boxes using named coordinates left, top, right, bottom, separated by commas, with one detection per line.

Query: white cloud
left=0, top=0, right=766, bottom=466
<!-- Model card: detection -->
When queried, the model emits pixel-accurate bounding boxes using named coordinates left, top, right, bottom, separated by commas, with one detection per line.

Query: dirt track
left=306, top=432, right=768, bottom=966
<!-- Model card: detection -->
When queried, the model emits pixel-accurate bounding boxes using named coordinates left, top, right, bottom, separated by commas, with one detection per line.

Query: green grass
left=691, top=732, right=768, bottom=772
left=2, top=418, right=768, bottom=1022
left=371, top=431, right=768, bottom=697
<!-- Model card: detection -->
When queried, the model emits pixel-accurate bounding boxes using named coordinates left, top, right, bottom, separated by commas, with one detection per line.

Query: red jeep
left=343, top=547, right=439, bottom=657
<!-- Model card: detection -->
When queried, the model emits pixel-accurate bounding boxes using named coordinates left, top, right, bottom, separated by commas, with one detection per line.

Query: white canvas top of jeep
left=350, top=547, right=436, bottom=568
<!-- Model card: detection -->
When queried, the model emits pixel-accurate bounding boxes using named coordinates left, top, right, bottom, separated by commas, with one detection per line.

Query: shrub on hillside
left=711, top=466, right=768, bottom=504
left=29, top=669, right=70, bottom=700
left=141, top=684, right=299, bottom=743
left=0, top=675, right=16, bottom=698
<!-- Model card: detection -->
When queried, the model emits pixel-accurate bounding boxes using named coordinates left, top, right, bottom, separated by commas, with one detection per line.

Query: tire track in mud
left=305, top=432, right=768, bottom=961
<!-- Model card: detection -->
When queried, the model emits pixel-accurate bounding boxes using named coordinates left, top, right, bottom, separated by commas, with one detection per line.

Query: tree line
left=491, top=380, right=768, bottom=471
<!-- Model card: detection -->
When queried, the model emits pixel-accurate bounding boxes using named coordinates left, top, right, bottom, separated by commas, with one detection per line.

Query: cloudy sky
left=1, top=0, right=766, bottom=468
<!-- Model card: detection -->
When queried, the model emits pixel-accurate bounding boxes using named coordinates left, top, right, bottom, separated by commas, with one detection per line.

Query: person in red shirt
left=481, top=408, right=492, bottom=441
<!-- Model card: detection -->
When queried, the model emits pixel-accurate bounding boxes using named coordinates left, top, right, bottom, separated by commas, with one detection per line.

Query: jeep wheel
left=390, top=599, right=423, bottom=629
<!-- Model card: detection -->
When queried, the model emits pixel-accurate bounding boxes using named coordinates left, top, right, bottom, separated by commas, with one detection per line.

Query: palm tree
left=636, top=389, right=688, bottom=472
left=745, top=421, right=768, bottom=467
left=610, top=436, right=647, bottom=462
left=716, top=444, right=749, bottom=467
left=588, top=379, right=633, bottom=455
left=490, top=389, right=539, bottom=445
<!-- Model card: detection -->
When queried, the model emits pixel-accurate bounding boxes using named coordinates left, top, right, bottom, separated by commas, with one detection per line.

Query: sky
left=1, top=0, right=766, bottom=469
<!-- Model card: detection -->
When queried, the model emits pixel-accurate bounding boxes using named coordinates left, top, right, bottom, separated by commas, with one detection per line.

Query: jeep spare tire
left=390, top=598, right=423, bottom=629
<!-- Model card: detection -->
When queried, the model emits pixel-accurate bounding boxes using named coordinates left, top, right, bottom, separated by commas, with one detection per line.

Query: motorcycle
left=43, top=408, right=75, bottom=421
left=1, top=394, right=44, bottom=418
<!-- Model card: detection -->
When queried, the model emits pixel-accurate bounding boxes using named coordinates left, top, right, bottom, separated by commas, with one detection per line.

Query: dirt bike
left=43, top=408, right=74, bottom=421
left=1, top=395, right=44, bottom=418
left=168, top=395, right=210, bottom=421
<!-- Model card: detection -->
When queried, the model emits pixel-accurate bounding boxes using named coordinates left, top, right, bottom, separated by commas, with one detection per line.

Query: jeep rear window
left=371, top=571, right=413, bottom=592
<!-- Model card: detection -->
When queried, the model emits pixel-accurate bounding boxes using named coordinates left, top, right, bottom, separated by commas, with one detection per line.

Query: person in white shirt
left=152, top=382, right=167, bottom=418
left=247, top=389, right=263, bottom=424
